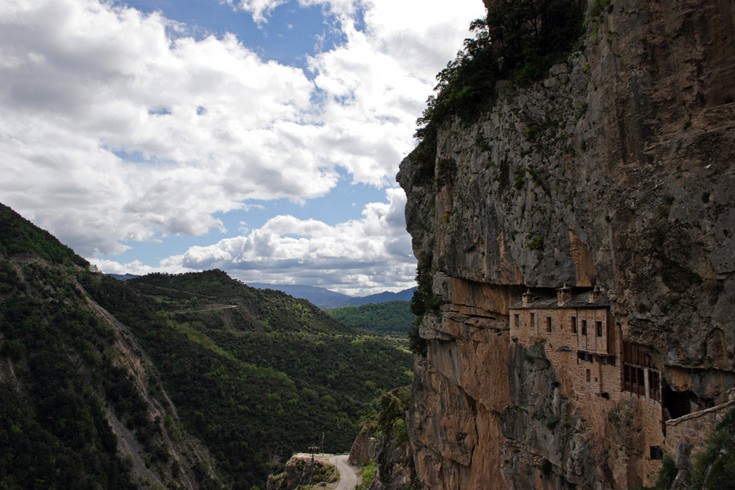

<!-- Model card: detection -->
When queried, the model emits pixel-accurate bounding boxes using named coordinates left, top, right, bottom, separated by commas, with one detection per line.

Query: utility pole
left=307, top=444, right=319, bottom=484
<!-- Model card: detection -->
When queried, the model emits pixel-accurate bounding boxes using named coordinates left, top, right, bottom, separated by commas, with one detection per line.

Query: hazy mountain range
left=249, top=283, right=416, bottom=309
left=110, top=275, right=416, bottom=309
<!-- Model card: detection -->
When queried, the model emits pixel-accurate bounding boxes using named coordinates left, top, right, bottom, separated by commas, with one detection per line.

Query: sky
left=0, top=0, right=485, bottom=295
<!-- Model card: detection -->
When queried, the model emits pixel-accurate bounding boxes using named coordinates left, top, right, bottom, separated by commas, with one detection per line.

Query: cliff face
left=398, top=1, right=735, bottom=488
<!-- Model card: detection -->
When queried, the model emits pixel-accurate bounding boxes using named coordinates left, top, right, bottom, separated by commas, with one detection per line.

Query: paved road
left=329, top=454, right=359, bottom=490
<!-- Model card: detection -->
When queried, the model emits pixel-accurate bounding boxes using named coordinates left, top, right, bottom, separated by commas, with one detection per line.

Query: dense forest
left=0, top=203, right=413, bottom=489
left=327, top=300, right=414, bottom=336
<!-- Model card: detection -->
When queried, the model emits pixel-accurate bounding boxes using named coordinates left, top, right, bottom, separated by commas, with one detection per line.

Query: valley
left=0, top=203, right=412, bottom=489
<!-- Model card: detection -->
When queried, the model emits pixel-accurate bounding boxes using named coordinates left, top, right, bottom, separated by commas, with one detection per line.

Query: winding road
left=329, top=455, right=359, bottom=490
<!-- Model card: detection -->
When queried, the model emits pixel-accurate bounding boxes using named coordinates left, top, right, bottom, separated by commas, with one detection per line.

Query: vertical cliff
left=398, top=1, right=735, bottom=488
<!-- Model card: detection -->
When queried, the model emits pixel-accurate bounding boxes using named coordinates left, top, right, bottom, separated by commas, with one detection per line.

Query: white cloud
left=303, top=0, right=484, bottom=185
left=0, top=0, right=329, bottom=254
left=0, top=0, right=483, bottom=288
left=96, top=189, right=415, bottom=295
left=229, top=0, right=359, bottom=23
left=225, top=0, right=289, bottom=23
left=88, top=258, right=177, bottom=276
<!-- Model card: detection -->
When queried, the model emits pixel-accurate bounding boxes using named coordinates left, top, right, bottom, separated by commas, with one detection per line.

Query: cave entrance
left=662, top=383, right=692, bottom=420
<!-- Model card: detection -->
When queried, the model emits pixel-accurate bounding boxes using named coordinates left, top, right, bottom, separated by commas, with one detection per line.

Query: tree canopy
left=415, top=0, right=586, bottom=144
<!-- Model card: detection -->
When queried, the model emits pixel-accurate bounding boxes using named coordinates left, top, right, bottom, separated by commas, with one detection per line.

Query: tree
left=415, top=0, right=585, bottom=142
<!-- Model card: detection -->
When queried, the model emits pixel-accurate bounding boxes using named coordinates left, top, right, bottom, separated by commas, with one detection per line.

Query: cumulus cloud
left=0, top=0, right=331, bottom=254
left=229, top=0, right=360, bottom=23
left=1, top=0, right=483, bottom=288
left=94, top=189, right=415, bottom=295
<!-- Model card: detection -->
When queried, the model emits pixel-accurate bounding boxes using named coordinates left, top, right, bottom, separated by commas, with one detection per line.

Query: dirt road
left=329, top=454, right=358, bottom=490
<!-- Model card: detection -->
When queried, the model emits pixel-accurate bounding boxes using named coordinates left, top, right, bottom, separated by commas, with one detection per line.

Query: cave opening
left=663, top=383, right=692, bottom=420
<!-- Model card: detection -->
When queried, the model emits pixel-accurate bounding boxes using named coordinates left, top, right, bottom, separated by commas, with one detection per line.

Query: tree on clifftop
left=416, top=0, right=585, bottom=140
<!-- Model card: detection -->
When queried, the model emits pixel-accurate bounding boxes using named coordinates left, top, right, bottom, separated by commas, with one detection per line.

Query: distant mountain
left=249, top=283, right=351, bottom=308
left=345, top=288, right=416, bottom=307
left=250, top=283, right=416, bottom=309
left=108, top=273, right=140, bottom=281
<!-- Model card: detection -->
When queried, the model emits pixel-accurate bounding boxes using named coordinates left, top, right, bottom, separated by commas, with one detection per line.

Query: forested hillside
left=327, top=300, right=414, bottom=336
left=0, top=203, right=218, bottom=489
left=0, top=252, right=140, bottom=488
left=0, top=203, right=412, bottom=489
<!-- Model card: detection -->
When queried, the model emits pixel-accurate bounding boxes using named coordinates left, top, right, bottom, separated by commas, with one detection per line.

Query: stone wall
left=665, top=391, right=735, bottom=462
left=510, top=304, right=613, bottom=356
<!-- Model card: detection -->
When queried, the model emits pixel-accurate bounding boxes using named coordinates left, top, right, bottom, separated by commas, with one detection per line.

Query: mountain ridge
left=0, top=202, right=413, bottom=488
left=249, top=282, right=416, bottom=309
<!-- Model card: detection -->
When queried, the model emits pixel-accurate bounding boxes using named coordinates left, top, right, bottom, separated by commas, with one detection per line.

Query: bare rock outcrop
left=266, top=453, right=337, bottom=490
left=398, top=1, right=735, bottom=488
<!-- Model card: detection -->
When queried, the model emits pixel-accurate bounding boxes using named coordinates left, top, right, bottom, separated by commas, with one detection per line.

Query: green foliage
left=0, top=261, right=135, bottom=488
left=525, top=234, right=545, bottom=250
left=84, top=271, right=413, bottom=489
left=363, top=386, right=411, bottom=446
left=327, top=301, right=414, bottom=336
left=651, top=456, right=677, bottom=490
left=414, top=0, right=585, bottom=154
left=310, top=460, right=339, bottom=485
left=408, top=320, right=427, bottom=358
left=0, top=206, right=411, bottom=488
left=435, top=157, right=458, bottom=187
left=688, top=408, right=735, bottom=489
left=513, top=168, right=526, bottom=190
left=588, top=0, right=611, bottom=17
left=410, top=255, right=444, bottom=318
left=276, top=458, right=338, bottom=487
left=0, top=203, right=88, bottom=267
left=376, top=392, right=403, bottom=440
left=357, top=460, right=377, bottom=490
left=407, top=254, right=439, bottom=357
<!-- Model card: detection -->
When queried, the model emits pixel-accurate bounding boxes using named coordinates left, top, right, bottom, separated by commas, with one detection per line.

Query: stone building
left=509, top=286, right=667, bottom=482
left=509, top=286, right=622, bottom=399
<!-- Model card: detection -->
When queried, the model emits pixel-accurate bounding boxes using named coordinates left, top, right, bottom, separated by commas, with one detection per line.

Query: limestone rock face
left=398, top=1, right=735, bottom=488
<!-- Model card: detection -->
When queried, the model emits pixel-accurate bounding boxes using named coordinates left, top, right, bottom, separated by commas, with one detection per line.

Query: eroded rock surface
left=398, top=1, right=735, bottom=488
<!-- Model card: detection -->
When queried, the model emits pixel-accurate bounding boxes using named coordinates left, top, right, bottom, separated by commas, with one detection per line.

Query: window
left=586, top=369, right=591, bottom=382
left=625, top=365, right=646, bottom=397
left=624, top=365, right=633, bottom=391
left=650, top=446, right=664, bottom=460
left=546, top=317, right=552, bottom=332
left=596, top=321, right=603, bottom=337
left=530, top=312, right=535, bottom=327
left=514, top=314, right=519, bottom=329
left=582, top=320, right=587, bottom=336
left=571, top=317, right=577, bottom=334
left=650, top=370, right=661, bottom=401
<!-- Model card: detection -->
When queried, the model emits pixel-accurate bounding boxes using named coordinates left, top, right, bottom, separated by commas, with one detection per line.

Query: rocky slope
left=397, top=1, right=735, bottom=488
left=0, top=203, right=220, bottom=488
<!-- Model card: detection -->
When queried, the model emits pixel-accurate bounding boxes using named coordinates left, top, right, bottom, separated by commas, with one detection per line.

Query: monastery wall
left=665, top=392, right=735, bottom=463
